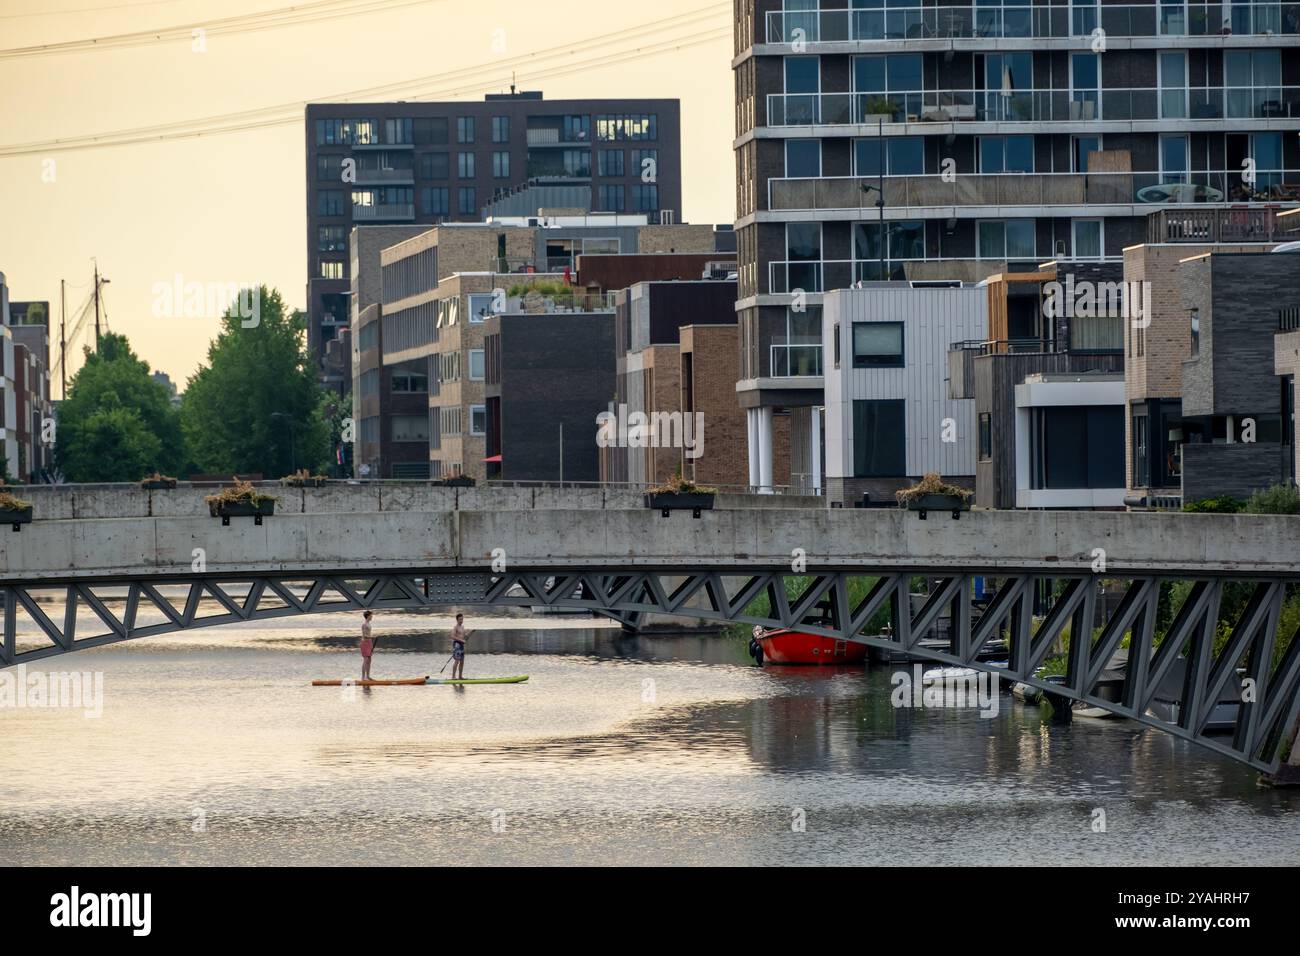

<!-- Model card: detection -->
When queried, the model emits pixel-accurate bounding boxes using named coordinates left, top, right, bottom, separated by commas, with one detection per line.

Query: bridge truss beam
left=2, top=568, right=1298, bottom=774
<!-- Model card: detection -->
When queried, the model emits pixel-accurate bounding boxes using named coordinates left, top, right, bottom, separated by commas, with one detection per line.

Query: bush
left=1243, top=483, right=1300, bottom=516
left=1182, top=495, right=1245, bottom=514
left=896, top=473, right=973, bottom=505
left=0, top=491, right=31, bottom=511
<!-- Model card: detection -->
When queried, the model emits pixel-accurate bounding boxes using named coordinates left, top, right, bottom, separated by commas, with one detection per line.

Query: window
left=470, top=405, right=487, bottom=436
left=598, top=184, right=625, bottom=211
left=599, top=149, right=625, bottom=177
left=1072, top=219, right=1103, bottom=260
left=413, top=117, right=449, bottom=145
left=458, top=187, right=476, bottom=215
left=977, top=135, right=1034, bottom=173
left=419, top=152, right=449, bottom=179
left=421, top=187, right=449, bottom=215
left=1225, top=50, right=1281, bottom=118
left=595, top=114, right=658, bottom=141
left=632, top=184, right=659, bottom=212
left=392, top=368, right=428, bottom=393
left=457, top=116, right=475, bottom=144
left=1030, top=406, right=1123, bottom=489
left=852, top=400, right=906, bottom=477
left=977, top=219, right=1036, bottom=259
left=771, top=306, right=822, bottom=376
left=1072, top=134, right=1101, bottom=172
left=1159, top=51, right=1187, bottom=119
left=785, top=139, right=821, bottom=178
left=1189, top=308, right=1200, bottom=355
left=468, top=293, right=496, bottom=323
left=458, top=152, right=476, bottom=178
left=492, top=151, right=510, bottom=178
left=978, top=413, right=992, bottom=461
left=785, top=222, right=822, bottom=292
left=391, top=415, right=429, bottom=443
left=317, top=190, right=344, bottom=216
left=1132, top=408, right=1149, bottom=486
left=317, top=226, right=346, bottom=253
left=469, top=349, right=485, bottom=380
left=632, top=149, right=658, bottom=180
left=1160, top=134, right=1189, bottom=183
left=852, top=322, right=904, bottom=368
left=492, top=116, right=509, bottom=143
left=317, top=154, right=343, bottom=182
left=1070, top=52, right=1100, bottom=119
left=385, top=118, right=412, bottom=145
left=320, top=260, right=344, bottom=279
left=854, top=136, right=923, bottom=176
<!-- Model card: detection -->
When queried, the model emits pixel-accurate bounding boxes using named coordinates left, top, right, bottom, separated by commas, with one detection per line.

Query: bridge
left=1, top=483, right=1298, bottom=774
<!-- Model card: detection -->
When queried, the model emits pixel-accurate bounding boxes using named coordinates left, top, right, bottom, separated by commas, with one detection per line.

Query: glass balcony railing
left=770, top=339, right=824, bottom=377
left=766, top=87, right=1300, bottom=126
left=769, top=170, right=1300, bottom=211
left=767, top=256, right=1136, bottom=294
left=764, top=4, right=1299, bottom=42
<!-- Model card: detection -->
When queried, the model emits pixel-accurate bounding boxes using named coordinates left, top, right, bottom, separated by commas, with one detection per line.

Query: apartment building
left=600, top=279, right=741, bottom=486
left=1123, top=208, right=1288, bottom=504
left=0, top=274, right=53, bottom=482
left=305, top=92, right=683, bottom=372
left=733, top=0, right=1300, bottom=490
left=374, top=215, right=722, bottom=480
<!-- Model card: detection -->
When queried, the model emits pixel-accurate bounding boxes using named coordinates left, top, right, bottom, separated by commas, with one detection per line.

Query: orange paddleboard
left=311, top=676, right=430, bottom=687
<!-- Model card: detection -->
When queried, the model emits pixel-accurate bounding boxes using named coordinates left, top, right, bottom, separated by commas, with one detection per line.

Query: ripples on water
left=0, top=610, right=1294, bottom=866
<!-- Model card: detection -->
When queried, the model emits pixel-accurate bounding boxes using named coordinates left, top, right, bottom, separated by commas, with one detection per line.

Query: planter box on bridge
left=209, top=500, right=275, bottom=526
left=0, top=506, right=33, bottom=532
left=904, top=493, right=969, bottom=521
left=645, top=491, right=716, bottom=518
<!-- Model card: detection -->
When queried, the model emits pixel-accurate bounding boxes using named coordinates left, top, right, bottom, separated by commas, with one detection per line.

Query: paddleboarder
left=450, top=613, right=468, bottom=680
left=360, top=610, right=377, bottom=681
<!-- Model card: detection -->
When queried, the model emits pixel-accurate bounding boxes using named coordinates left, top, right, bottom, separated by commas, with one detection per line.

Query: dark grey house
left=482, top=312, right=617, bottom=482
left=1176, top=250, right=1297, bottom=500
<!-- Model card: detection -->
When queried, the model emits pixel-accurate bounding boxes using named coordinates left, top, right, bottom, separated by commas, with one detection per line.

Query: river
left=0, top=609, right=1294, bottom=866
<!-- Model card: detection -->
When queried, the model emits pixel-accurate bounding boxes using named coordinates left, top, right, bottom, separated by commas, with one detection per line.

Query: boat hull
left=757, top=630, right=867, bottom=665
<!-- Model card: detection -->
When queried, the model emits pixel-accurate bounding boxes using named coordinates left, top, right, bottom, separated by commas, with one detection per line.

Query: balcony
left=766, top=258, right=1126, bottom=294
left=351, top=203, right=415, bottom=222
left=770, top=339, right=824, bottom=377
left=353, top=167, right=414, bottom=185
left=763, top=4, right=1299, bottom=43
left=1147, top=207, right=1293, bottom=242
left=525, top=128, right=592, bottom=147
left=769, top=170, right=1300, bottom=213
left=765, top=87, right=1300, bottom=127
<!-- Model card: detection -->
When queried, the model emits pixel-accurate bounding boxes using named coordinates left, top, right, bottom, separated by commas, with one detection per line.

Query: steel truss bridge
left=3, top=565, right=1298, bottom=774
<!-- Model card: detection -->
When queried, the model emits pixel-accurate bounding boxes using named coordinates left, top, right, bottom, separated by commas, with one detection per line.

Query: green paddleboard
left=425, top=675, right=529, bottom=686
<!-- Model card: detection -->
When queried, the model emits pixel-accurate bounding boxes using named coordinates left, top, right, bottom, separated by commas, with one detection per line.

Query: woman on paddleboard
left=360, top=610, right=376, bottom=680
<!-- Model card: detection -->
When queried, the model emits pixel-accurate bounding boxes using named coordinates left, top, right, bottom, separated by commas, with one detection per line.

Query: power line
left=0, top=0, right=446, bottom=58
left=0, top=0, right=185, bottom=20
left=0, top=5, right=730, bottom=156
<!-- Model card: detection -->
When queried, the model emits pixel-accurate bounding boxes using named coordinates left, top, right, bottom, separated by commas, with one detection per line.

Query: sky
left=0, top=0, right=737, bottom=396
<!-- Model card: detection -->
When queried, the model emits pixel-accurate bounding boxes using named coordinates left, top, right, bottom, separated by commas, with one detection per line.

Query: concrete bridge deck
left=0, top=485, right=1296, bottom=583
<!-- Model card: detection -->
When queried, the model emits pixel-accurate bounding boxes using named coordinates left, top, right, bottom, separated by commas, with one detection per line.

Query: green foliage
left=181, top=288, right=329, bottom=478
left=1182, top=495, right=1245, bottom=514
left=56, top=332, right=184, bottom=482
left=1243, top=483, right=1300, bottom=515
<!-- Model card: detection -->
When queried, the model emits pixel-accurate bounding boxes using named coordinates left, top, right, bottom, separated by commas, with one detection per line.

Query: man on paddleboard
left=450, top=613, right=468, bottom=680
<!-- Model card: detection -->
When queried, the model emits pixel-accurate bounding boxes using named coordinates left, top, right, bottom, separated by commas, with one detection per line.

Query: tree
left=181, top=287, right=329, bottom=477
left=56, top=333, right=184, bottom=481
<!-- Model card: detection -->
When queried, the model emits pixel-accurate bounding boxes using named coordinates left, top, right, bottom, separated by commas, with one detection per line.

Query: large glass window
left=1070, top=52, right=1100, bottom=120
left=1160, top=134, right=1189, bottom=182
left=978, top=135, right=1034, bottom=173
left=852, top=400, right=906, bottom=477
left=1226, top=50, right=1281, bottom=118
left=1072, top=219, right=1103, bottom=260
left=854, top=136, right=923, bottom=175
left=1072, top=134, right=1101, bottom=172
left=458, top=152, right=476, bottom=178
left=977, top=219, right=1036, bottom=259
left=1031, top=407, right=1123, bottom=489
left=772, top=306, right=823, bottom=376
left=852, top=322, right=904, bottom=368
left=786, top=139, right=821, bottom=178
left=1159, top=51, right=1187, bottom=119
left=492, top=116, right=509, bottom=143
left=599, top=149, right=625, bottom=177
left=786, top=222, right=822, bottom=292
left=392, top=415, right=429, bottom=443
left=468, top=349, right=485, bottom=381
left=457, top=116, right=475, bottom=144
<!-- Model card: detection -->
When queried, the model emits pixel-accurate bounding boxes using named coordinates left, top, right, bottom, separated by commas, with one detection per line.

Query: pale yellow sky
left=0, top=0, right=736, bottom=394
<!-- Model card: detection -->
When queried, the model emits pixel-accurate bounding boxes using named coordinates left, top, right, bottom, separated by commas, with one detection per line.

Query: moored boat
left=751, top=626, right=867, bottom=665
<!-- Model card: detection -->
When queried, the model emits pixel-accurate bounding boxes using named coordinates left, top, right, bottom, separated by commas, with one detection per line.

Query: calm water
left=0, top=609, right=1295, bottom=866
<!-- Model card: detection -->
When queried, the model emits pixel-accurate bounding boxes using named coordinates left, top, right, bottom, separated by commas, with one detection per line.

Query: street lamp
left=860, top=117, right=886, bottom=283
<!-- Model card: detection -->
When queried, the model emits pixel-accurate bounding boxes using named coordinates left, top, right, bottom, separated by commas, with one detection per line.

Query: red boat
left=750, top=627, right=867, bottom=666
